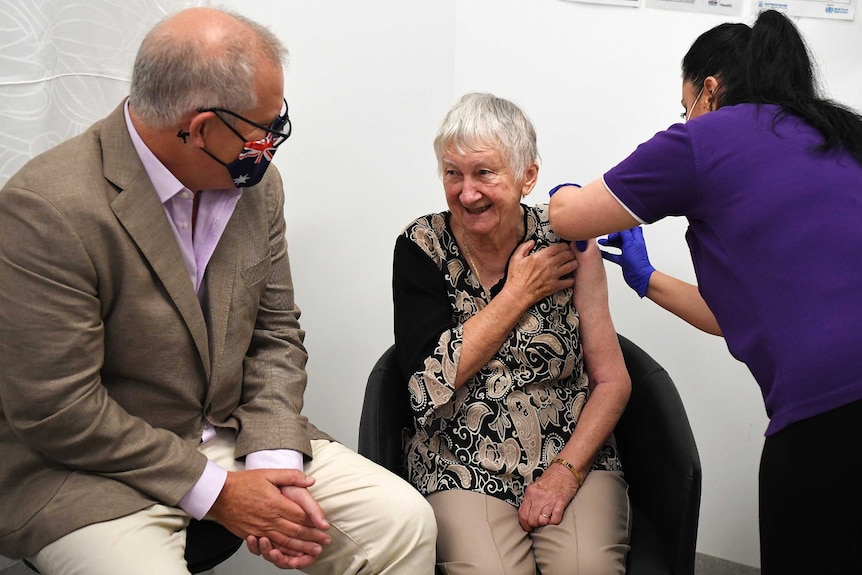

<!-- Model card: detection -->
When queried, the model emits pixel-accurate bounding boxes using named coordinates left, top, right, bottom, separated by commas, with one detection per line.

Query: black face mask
left=205, top=132, right=282, bottom=188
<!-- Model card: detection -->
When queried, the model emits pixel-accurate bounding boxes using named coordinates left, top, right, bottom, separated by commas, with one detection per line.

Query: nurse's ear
left=704, top=76, right=721, bottom=110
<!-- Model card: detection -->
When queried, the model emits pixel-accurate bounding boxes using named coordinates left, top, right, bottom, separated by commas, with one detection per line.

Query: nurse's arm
left=548, top=179, right=638, bottom=240
left=647, top=271, right=722, bottom=336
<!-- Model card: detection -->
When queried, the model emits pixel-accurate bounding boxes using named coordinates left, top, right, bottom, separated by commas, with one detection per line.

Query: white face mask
left=685, top=86, right=705, bottom=122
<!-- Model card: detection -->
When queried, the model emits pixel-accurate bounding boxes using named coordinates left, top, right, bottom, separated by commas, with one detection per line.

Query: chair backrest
left=358, top=335, right=702, bottom=575
left=358, top=344, right=411, bottom=479
left=615, top=334, right=702, bottom=575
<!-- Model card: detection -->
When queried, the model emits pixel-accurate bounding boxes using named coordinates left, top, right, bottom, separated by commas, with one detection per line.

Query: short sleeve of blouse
left=602, top=123, right=699, bottom=224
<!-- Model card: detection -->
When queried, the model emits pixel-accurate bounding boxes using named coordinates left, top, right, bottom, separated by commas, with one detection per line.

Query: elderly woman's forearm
left=557, top=376, right=630, bottom=474
left=454, top=289, right=531, bottom=388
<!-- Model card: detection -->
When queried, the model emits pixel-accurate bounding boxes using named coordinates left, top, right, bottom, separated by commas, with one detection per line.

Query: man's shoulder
left=242, top=163, right=285, bottom=219
left=3, top=116, right=109, bottom=198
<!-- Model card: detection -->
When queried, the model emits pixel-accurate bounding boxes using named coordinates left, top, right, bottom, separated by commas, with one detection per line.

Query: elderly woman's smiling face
left=442, top=143, right=535, bottom=241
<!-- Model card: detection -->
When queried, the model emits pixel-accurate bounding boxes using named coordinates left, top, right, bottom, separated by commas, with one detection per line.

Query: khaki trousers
left=30, top=433, right=437, bottom=575
left=427, top=471, right=630, bottom=575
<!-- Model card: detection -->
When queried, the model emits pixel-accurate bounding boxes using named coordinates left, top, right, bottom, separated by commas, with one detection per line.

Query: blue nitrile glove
left=548, top=182, right=580, bottom=197
left=598, top=226, right=655, bottom=298
left=548, top=182, right=586, bottom=251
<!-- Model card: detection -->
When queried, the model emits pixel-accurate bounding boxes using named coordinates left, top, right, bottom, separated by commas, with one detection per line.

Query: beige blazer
left=0, top=103, right=330, bottom=558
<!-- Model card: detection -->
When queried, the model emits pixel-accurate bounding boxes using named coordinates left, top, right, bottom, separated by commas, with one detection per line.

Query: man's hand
left=207, top=469, right=331, bottom=570
left=245, top=484, right=332, bottom=569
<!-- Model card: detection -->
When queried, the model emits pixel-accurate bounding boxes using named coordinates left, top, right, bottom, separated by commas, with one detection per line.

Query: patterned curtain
left=0, top=0, right=206, bottom=187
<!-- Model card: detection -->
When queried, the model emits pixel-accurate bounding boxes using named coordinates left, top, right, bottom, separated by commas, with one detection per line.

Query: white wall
left=2, top=0, right=860, bottom=572
left=217, top=1, right=862, bottom=571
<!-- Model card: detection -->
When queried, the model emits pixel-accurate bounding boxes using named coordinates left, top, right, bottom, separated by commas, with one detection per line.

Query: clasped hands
left=208, top=468, right=331, bottom=570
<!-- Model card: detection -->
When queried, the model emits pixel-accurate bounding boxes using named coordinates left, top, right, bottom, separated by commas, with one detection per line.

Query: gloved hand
left=598, top=226, right=655, bottom=298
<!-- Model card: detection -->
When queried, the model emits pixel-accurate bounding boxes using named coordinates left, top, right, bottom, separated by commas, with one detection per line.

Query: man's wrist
left=178, top=460, right=228, bottom=519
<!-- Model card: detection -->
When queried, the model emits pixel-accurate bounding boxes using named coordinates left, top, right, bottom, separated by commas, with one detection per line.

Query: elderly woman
left=392, top=92, right=631, bottom=574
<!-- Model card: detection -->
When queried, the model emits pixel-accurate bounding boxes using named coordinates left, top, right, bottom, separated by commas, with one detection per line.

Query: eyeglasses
left=198, top=98, right=292, bottom=147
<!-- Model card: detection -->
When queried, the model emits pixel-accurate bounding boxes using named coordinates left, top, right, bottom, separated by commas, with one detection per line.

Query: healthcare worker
left=549, top=9, right=862, bottom=575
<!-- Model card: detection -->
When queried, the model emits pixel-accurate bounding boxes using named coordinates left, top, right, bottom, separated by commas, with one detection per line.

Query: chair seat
left=626, top=506, right=672, bottom=575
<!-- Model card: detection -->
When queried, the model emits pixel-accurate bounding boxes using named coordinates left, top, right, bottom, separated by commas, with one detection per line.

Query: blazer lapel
left=100, top=103, right=212, bottom=378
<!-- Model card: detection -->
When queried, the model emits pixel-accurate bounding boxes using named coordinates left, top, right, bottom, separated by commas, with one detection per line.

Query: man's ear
left=185, top=111, right=214, bottom=147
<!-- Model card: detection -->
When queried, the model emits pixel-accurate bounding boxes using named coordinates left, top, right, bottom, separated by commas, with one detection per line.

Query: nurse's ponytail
left=720, top=10, right=862, bottom=164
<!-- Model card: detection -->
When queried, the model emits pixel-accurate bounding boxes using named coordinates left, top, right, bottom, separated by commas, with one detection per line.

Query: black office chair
left=24, top=518, right=241, bottom=574
left=613, top=334, right=702, bottom=575
left=184, top=519, right=243, bottom=573
left=358, top=335, right=702, bottom=575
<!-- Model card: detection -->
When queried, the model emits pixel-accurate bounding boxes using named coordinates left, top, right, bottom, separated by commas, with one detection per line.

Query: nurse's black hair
left=682, top=10, right=862, bottom=164
left=681, top=22, right=750, bottom=94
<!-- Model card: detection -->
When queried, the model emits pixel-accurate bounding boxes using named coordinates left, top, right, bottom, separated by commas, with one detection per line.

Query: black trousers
left=759, top=399, right=862, bottom=574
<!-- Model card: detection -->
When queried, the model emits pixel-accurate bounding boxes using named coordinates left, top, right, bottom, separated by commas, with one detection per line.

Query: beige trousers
left=427, top=471, right=630, bottom=575
left=30, top=434, right=437, bottom=575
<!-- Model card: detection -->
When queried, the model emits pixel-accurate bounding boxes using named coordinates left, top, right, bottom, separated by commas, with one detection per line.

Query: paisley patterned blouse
left=392, top=204, right=621, bottom=508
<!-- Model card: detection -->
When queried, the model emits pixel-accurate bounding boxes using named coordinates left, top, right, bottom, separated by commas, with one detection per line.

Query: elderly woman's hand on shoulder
left=504, top=239, right=578, bottom=306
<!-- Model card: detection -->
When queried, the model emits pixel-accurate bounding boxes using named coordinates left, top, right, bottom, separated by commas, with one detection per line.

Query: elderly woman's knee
left=573, top=545, right=628, bottom=575
left=537, top=544, right=628, bottom=575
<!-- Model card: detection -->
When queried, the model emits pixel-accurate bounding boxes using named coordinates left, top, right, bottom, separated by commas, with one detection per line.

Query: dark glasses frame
left=198, top=98, right=292, bottom=147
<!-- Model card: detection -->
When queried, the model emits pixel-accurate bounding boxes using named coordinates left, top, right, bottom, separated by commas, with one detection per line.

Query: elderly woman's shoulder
left=400, top=211, right=449, bottom=238
left=398, top=211, right=452, bottom=263
left=526, top=203, right=561, bottom=242
left=531, top=202, right=550, bottom=220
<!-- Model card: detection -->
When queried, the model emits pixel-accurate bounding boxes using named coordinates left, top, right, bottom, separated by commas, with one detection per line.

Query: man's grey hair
left=433, top=92, right=540, bottom=183
left=129, top=9, right=288, bottom=129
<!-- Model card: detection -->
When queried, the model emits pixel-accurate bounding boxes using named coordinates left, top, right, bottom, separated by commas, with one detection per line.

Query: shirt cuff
left=245, top=449, right=304, bottom=471
left=178, top=460, right=228, bottom=520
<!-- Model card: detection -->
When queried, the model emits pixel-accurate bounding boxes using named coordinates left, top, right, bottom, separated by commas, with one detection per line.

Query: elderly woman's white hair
left=433, top=92, right=540, bottom=184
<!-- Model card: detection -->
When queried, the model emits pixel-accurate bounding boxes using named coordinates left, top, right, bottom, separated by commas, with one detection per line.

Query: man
left=0, top=7, right=435, bottom=574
